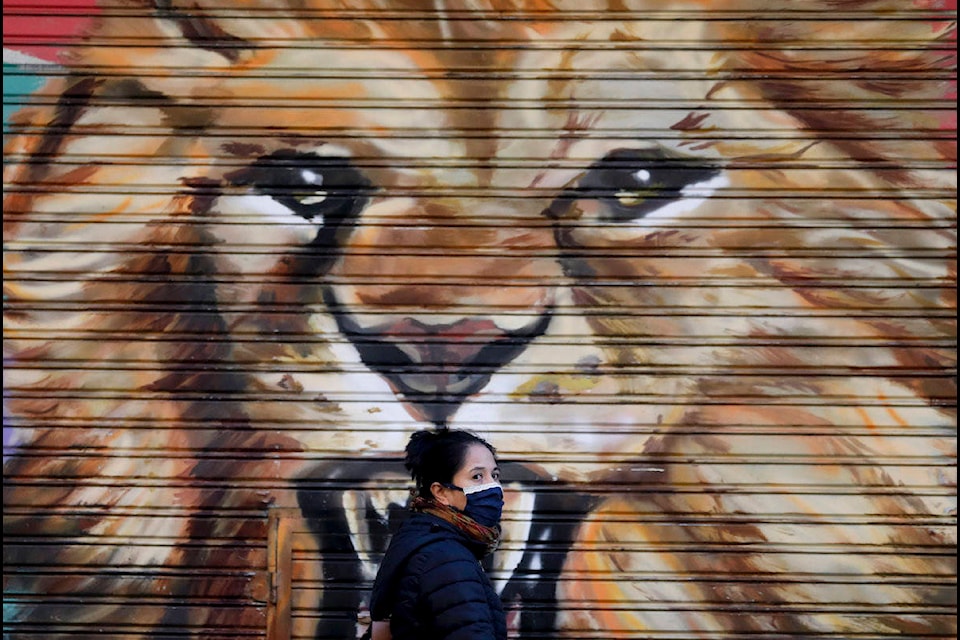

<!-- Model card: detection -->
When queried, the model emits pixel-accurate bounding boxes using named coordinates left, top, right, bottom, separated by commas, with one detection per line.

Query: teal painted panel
left=3, top=63, right=47, bottom=130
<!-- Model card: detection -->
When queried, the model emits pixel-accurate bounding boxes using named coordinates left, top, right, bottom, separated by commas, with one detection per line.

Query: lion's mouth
left=322, top=286, right=553, bottom=425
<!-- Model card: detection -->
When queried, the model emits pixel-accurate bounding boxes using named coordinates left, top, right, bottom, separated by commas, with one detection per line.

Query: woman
left=368, top=429, right=507, bottom=640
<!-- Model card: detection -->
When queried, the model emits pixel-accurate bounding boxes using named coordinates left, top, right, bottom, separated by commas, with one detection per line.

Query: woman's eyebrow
left=470, top=465, right=499, bottom=473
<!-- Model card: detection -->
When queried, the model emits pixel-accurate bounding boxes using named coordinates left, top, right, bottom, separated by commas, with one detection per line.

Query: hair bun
left=403, top=429, right=437, bottom=475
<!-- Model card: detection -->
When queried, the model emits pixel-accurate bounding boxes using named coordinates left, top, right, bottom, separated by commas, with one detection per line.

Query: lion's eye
left=225, top=151, right=370, bottom=236
left=576, top=148, right=722, bottom=222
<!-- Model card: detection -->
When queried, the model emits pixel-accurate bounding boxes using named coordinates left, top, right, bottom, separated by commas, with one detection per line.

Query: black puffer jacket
left=369, top=511, right=507, bottom=640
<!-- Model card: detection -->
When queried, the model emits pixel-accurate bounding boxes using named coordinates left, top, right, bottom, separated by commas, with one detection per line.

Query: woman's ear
left=430, top=482, right=450, bottom=505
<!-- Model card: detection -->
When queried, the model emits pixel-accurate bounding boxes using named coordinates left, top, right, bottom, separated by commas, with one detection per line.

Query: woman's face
left=434, top=443, right=500, bottom=510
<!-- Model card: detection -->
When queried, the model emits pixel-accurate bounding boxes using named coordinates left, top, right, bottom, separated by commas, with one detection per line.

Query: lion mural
left=3, top=1, right=956, bottom=638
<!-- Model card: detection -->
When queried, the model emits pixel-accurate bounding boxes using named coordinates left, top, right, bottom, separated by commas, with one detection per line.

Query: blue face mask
left=446, top=482, right=504, bottom=528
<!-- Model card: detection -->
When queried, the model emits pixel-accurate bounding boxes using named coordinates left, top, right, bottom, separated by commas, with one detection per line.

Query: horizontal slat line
left=4, top=390, right=955, bottom=404
left=7, top=141, right=947, bottom=158
left=4, top=126, right=953, bottom=138
left=342, top=551, right=960, bottom=563
left=5, top=479, right=954, bottom=491
left=4, top=235, right=951, bottom=248
left=4, top=598, right=266, bottom=609
left=3, top=505, right=953, bottom=519
left=25, top=511, right=959, bottom=525
left=6, top=401, right=952, bottom=417
left=5, top=363, right=955, bottom=378
left=6, top=275, right=954, bottom=287
left=4, top=486, right=954, bottom=501
left=7, top=529, right=953, bottom=542
left=476, top=573, right=960, bottom=585
left=5, top=479, right=954, bottom=493
left=19, top=213, right=921, bottom=226
left=296, top=631, right=958, bottom=640
left=4, top=213, right=954, bottom=225
left=6, top=332, right=955, bottom=344
left=5, top=33, right=956, bottom=48
left=204, top=597, right=960, bottom=613
left=1, top=510, right=270, bottom=520
left=6, top=305, right=952, bottom=318
left=10, top=271, right=949, bottom=280
left=6, top=188, right=955, bottom=200
left=6, top=97, right=955, bottom=111
left=6, top=190, right=952, bottom=200
left=4, top=327, right=954, bottom=343
left=0, top=567, right=263, bottom=580
left=6, top=301, right=956, bottom=320
left=2, top=539, right=265, bottom=550
left=0, top=635, right=253, bottom=640
left=3, top=72, right=951, bottom=87
left=317, top=630, right=955, bottom=640
left=9, top=570, right=952, bottom=589
left=3, top=446, right=954, bottom=460
left=8, top=542, right=956, bottom=558
left=6, top=344, right=955, bottom=355
left=5, top=221, right=954, bottom=233
left=3, top=318, right=951, bottom=330
left=3, top=156, right=955, bottom=169
left=5, top=249, right=956, bottom=262
left=5, top=95, right=956, bottom=108
left=8, top=163, right=947, bottom=175
left=296, top=583, right=960, bottom=595
left=289, top=597, right=957, bottom=613
left=3, top=12, right=950, bottom=22
left=10, top=510, right=954, bottom=524
left=5, top=478, right=954, bottom=491
left=0, top=631, right=257, bottom=640
left=4, top=454, right=953, bottom=467
left=303, top=598, right=960, bottom=610
left=0, top=139, right=917, bottom=163
left=2, top=164, right=954, bottom=177
left=3, top=567, right=263, bottom=580
left=2, top=6, right=953, bottom=18
left=4, top=278, right=956, bottom=288
left=4, top=576, right=264, bottom=592
left=2, top=184, right=952, bottom=196
left=5, top=473, right=954, bottom=486
left=6, top=35, right=956, bottom=46
left=3, top=240, right=950, bottom=251
left=5, top=276, right=955, bottom=292
left=5, top=488, right=955, bottom=502
left=4, top=535, right=954, bottom=554
left=1, top=2, right=950, bottom=13
left=3, top=421, right=954, bottom=436
left=13, top=592, right=950, bottom=608
left=2, top=12, right=950, bottom=22
left=4, top=69, right=954, bottom=82
left=0, top=625, right=260, bottom=636
left=5, top=123, right=946, bottom=140
left=60, top=540, right=879, bottom=558
left=8, top=17, right=953, bottom=28
left=4, top=265, right=953, bottom=278
left=4, top=541, right=956, bottom=564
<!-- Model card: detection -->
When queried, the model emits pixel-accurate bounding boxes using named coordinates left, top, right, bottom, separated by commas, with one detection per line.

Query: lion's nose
left=325, top=297, right=553, bottom=425
left=321, top=200, right=560, bottom=424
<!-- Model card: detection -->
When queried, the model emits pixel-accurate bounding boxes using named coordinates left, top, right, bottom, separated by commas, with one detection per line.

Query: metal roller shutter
left=3, top=1, right=956, bottom=639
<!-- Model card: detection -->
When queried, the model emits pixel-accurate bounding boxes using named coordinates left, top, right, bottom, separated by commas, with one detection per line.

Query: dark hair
left=404, top=429, right=497, bottom=498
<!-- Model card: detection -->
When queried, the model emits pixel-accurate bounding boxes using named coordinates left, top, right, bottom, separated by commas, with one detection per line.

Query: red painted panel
left=2, top=0, right=98, bottom=61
